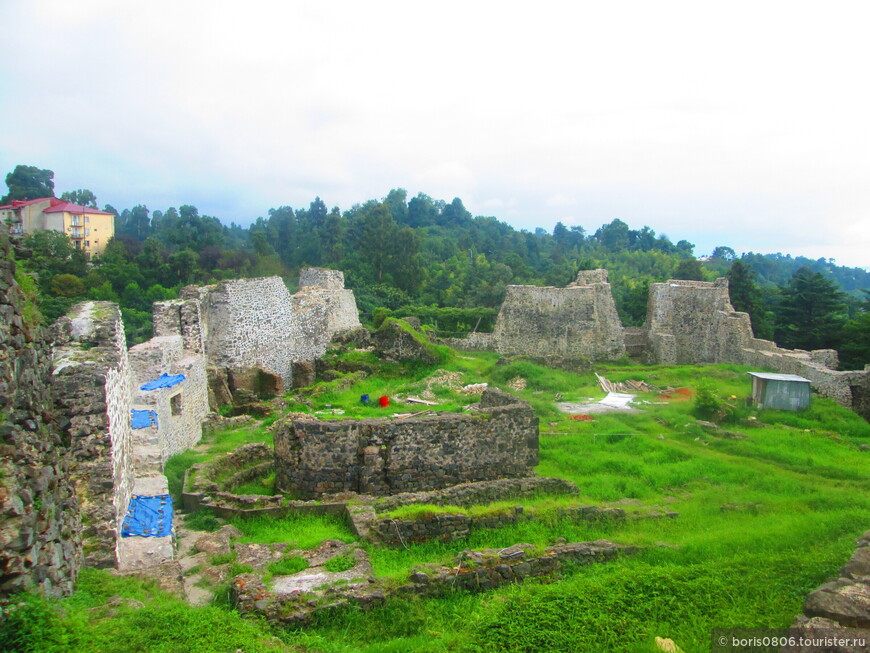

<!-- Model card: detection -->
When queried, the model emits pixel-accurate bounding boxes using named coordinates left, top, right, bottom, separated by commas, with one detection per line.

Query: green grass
left=267, top=555, right=309, bottom=576
left=228, top=512, right=358, bottom=549
left=0, top=569, right=293, bottom=653
left=323, top=555, right=356, bottom=573
left=24, top=352, right=870, bottom=653
left=232, top=471, right=277, bottom=495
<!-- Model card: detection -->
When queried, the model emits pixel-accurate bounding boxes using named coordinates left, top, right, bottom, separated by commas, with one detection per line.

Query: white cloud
left=0, top=0, right=868, bottom=268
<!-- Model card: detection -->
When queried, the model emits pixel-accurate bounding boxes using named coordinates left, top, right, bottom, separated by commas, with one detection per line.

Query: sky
left=2, top=1, right=869, bottom=268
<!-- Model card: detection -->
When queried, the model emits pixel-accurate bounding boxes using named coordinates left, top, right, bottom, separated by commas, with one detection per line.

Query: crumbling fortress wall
left=490, top=269, right=626, bottom=361
left=52, top=302, right=135, bottom=568
left=154, top=269, right=360, bottom=390
left=643, top=278, right=870, bottom=417
left=274, top=389, right=539, bottom=498
left=51, top=298, right=210, bottom=571
left=0, top=231, right=81, bottom=598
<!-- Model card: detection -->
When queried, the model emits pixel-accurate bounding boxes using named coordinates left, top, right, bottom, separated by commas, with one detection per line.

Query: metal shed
left=747, top=372, right=811, bottom=411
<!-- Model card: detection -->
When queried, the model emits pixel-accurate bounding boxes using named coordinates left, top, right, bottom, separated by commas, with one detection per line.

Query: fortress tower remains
left=491, top=269, right=626, bottom=361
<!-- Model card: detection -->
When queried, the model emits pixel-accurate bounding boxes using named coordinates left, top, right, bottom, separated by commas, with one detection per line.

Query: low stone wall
left=0, top=231, right=81, bottom=598
left=373, top=504, right=626, bottom=547
left=233, top=539, right=636, bottom=626
left=784, top=529, right=870, bottom=651
left=52, top=301, right=134, bottom=569
left=274, top=389, right=539, bottom=498
left=372, top=476, right=578, bottom=513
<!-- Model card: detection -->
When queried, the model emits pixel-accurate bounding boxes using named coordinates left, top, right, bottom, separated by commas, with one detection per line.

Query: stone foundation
left=274, top=389, right=539, bottom=498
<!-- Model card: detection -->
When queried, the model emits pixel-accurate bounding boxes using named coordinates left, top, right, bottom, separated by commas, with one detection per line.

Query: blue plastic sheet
left=140, top=373, right=185, bottom=391
left=130, top=409, right=158, bottom=430
left=121, top=494, right=173, bottom=538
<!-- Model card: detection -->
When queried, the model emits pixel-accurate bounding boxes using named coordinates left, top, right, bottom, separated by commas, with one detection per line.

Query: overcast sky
left=2, top=1, right=868, bottom=268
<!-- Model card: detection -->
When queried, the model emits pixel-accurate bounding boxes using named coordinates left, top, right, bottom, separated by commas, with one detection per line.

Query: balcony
left=71, top=217, right=83, bottom=227
left=70, top=228, right=84, bottom=239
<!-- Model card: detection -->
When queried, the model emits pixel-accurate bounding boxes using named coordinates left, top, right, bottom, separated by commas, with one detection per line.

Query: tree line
left=4, top=164, right=869, bottom=369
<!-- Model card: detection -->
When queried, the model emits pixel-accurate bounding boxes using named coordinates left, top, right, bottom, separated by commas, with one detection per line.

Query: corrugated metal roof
left=747, top=372, right=811, bottom=383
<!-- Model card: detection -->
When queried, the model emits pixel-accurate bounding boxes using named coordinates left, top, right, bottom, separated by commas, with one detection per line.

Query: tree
left=840, top=291, right=870, bottom=370
left=2, top=165, right=55, bottom=202
left=59, top=189, right=97, bottom=208
left=711, top=246, right=737, bottom=261
left=673, top=259, right=706, bottom=280
left=594, top=219, right=630, bottom=250
left=775, top=267, right=847, bottom=351
left=727, top=261, right=772, bottom=338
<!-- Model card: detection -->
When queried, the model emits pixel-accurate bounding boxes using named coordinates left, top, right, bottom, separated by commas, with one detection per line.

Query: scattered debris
left=569, top=414, right=594, bottom=422
left=406, top=397, right=438, bottom=406
left=655, top=636, right=684, bottom=653
left=460, top=383, right=488, bottom=396
left=507, top=376, right=527, bottom=392
left=392, top=410, right=436, bottom=419
left=595, top=373, right=659, bottom=394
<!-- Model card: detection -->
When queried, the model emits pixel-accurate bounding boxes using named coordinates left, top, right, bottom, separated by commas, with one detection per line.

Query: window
left=170, top=393, right=182, bottom=416
left=84, top=216, right=89, bottom=223
left=84, top=240, right=90, bottom=248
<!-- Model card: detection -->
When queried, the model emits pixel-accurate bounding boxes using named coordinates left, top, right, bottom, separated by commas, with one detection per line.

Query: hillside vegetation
left=5, top=163, right=868, bottom=367
left=6, top=350, right=870, bottom=653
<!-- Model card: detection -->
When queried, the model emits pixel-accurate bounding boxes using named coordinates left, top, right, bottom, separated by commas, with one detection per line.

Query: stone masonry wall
left=0, top=231, right=82, bottom=598
left=274, top=389, right=539, bottom=498
left=644, top=278, right=870, bottom=418
left=154, top=271, right=360, bottom=386
left=128, top=335, right=209, bottom=464
left=491, top=269, right=625, bottom=360
left=52, top=302, right=134, bottom=568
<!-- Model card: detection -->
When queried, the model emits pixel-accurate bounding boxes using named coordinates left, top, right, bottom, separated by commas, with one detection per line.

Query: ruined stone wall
left=491, top=270, right=625, bottom=360
left=274, top=389, right=539, bottom=498
left=0, top=231, right=82, bottom=598
left=155, top=271, right=360, bottom=385
left=52, top=302, right=134, bottom=569
left=128, top=335, right=209, bottom=464
left=644, top=278, right=870, bottom=418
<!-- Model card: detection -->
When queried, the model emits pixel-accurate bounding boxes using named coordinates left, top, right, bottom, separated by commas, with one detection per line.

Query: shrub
left=323, top=555, right=357, bottom=573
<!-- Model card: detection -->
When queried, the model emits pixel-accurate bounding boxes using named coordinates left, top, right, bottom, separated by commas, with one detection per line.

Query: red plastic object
left=379, top=396, right=389, bottom=407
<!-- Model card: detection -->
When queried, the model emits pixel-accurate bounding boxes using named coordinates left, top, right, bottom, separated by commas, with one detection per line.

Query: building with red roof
left=0, top=197, right=115, bottom=257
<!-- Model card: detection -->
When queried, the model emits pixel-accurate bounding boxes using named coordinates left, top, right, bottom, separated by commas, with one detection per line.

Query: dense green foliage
left=4, top=166, right=869, bottom=368
left=2, top=164, right=55, bottom=203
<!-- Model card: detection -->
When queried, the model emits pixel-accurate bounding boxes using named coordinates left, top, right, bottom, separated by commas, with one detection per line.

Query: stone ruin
left=0, top=256, right=364, bottom=598
left=475, top=268, right=626, bottom=361
left=152, top=268, right=361, bottom=406
left=448, top=270, right=870, bottom=421
left=273, top=388, right=539, bottom=498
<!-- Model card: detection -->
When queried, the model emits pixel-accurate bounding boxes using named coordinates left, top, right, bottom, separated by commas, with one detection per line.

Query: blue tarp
left=140, top=373, right=185, bottom=391
left=121, top=494, right=173, bottom=538
left=130, top=409, right=158, bottom=430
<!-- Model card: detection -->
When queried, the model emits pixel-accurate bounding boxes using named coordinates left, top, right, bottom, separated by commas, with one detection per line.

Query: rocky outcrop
left=373, top=318, right=443, bottom=364
left=784, top=530, right=870, bottom=652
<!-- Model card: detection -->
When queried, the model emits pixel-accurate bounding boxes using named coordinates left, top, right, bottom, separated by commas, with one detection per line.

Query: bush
left=693, top=383, right=722, bottom=420
left=0, top=591, right=72, bottom=652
